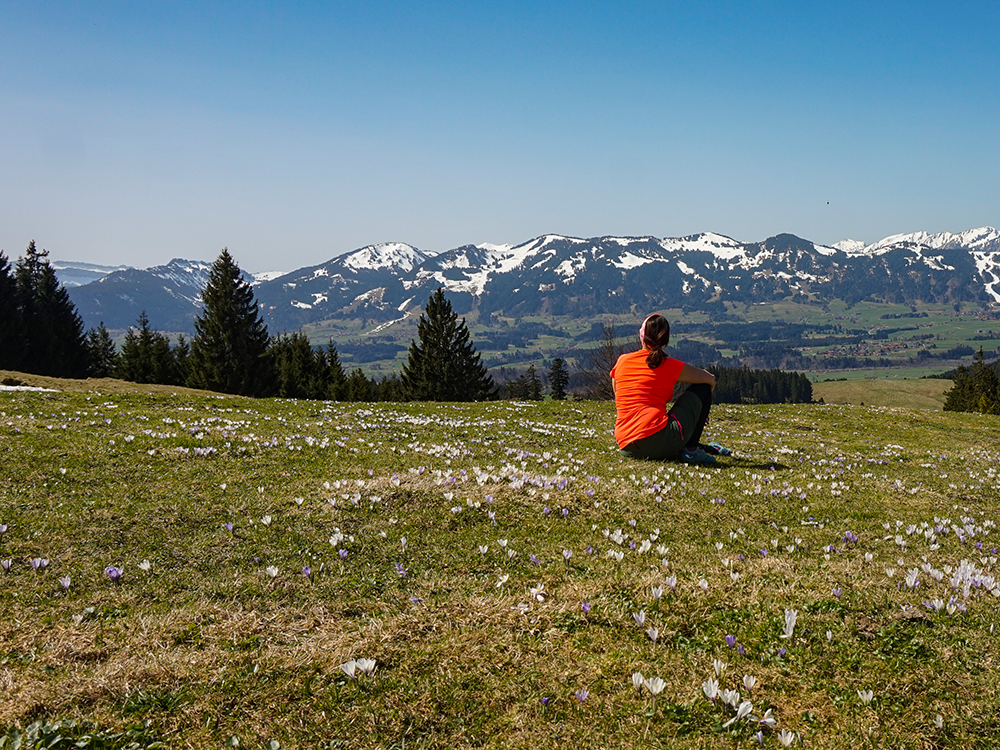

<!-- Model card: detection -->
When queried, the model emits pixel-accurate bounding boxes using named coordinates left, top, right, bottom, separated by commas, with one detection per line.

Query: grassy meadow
left=811, top=379, right=952, bottom=411
left=2, top=380, right=1000, bottom=748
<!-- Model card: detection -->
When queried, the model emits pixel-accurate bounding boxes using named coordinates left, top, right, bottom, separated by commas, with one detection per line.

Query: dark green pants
left=620, top=386, right=711, bottom=461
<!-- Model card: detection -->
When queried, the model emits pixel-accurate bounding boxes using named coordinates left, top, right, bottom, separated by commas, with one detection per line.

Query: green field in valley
left=2, top=378, right=1000, bottom=748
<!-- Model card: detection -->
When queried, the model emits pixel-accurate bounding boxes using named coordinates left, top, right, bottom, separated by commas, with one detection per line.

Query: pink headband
left=639, top=314, right=656, bottom=348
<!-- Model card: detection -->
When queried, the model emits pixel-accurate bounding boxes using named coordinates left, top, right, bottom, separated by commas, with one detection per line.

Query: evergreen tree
left=944, top=348, right=1000, bottom=414
left=401, top=288, right=496, bottom=401
left=344, top=368, right=375, bottom=401
left=549, top=357, right=569, bottom=400
left=173, top=334, right=191, bottom=386
left=943, top=365, right=974, bottom=412
left=187, top=249, right=272, bottom=396
left=525, top=363, right=543, bottom=400
left=970, top=347, right=999, bottom=414
left=115, top=311, right=176, bottom=384
left=272, top=332, right=327, bottom=399
left=376, top=373, right=405, bottom=402
left=85, top=322, right=118, bottom=378
left=14, top=240, right=89, bottom=377
left=0, top=251, right=24, bottom=371
left=325, top=340, right=347, bottom=400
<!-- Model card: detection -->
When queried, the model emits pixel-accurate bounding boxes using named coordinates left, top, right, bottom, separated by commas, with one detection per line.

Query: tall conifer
left=401, top=288, right=495, bottom=401
left=0, top=251, right=24, bottom=371
left=14, top=241, right=88, bottom=377
left=549, top=357, right=569, bottom=400
left=187, top=249, right=271, bottom=396
left=85, top=322, right=119, bottom=378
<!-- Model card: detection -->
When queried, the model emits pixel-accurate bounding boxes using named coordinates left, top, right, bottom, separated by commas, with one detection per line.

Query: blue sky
left=2, top=1, right=998, bottom=272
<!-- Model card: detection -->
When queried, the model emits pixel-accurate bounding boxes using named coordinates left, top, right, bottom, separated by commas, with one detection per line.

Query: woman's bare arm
left=679, top=363, right=716, bottom=391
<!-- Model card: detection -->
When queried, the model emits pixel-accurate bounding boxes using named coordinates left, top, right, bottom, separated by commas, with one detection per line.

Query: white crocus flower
left=702, top=677, right=719, bottom=701
left=632, top=672, right=645, bottom=693
left=713, top=659, right=727, bottom=678
left=781, top=609, right=797, bottom=640
left=644, top=676, right=665, bottom=696
left=723, top=700, right=754, bottom=728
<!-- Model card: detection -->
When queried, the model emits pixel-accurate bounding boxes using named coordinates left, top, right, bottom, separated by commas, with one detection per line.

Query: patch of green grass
left=2, top=390, right=1000, bottom=748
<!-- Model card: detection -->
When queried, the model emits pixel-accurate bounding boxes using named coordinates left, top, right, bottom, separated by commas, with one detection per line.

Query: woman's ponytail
left=639, top=314, right=670, bottom=370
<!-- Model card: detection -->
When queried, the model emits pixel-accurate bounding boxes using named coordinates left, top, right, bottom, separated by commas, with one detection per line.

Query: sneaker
left=680, top=447, right=716, bottom=465
left=700, top=441, right=732, bottom=456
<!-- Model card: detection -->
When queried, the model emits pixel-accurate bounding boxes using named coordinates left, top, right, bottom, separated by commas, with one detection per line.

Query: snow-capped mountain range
left=63, top=227, right=1000, bottom=333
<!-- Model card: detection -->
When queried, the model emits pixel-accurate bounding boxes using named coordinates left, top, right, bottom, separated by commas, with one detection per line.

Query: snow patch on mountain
left=660, top=233, right=744, bottom=260
left=611, top=252, right=657, bottom=270
left=341, top=242, right=429, bottom=273
left=252, top=270, right=287, bottom=285
left=833, top=239, right=867, bottom=254
left=973, top=251, right=1000, bottom=303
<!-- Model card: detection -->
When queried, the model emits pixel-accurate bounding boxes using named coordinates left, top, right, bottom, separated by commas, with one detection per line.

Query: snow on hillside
left=253, top=270, right=287, bottom=284
left=341, top=243, right=430, bottom=273
left=659, top=233, right=745, bottom=261
left=833, top=239, right=866, bottom=254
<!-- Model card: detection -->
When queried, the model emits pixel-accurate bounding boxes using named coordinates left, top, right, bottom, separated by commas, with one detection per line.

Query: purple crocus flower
left=581, top=601, right=591, bottom=614
left=105, top=565, right=123, bottom=582
left=339, top=549, right=348, bottom=560
left=725, top=634, right=736, bottom=649
left=394, top=562, right=407, bottom=577
left=59, top=575, right=71, bottom=591
left=561, top=508, right=569, bottom=518
left=575, top=688, right=589, bottom=703
left=31, top=558, right=49, bottom=572
left=541, top=696, right=551, bottom=706
left=832, top=587, right=843, bottom=599
left=760, top=548, right=768, bottom=557
left=224, top=522, right=234, bottom=532
left=302, top=566, right=312, bottom=579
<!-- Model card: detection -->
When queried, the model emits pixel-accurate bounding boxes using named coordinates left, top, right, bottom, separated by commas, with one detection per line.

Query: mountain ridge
left=61, top=227, right=1000, bottom=333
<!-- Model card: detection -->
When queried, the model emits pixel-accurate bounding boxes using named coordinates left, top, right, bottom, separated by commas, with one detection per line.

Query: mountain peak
left=340, top=242, right=430, bottom=273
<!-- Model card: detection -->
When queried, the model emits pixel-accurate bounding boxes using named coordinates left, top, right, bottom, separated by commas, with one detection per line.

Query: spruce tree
left=549, top=357, right=569, bottom=400
left=187, top=249, right=272, bottom=396
left=272, top=332, right=328, bottom=399
left=325, top=341, right=347, bottom=400
left=401, top=288, right=495, bottom=401
left=115, top=311, right=176, bottom=384
left=0, top=251, right=24, bottom=371
left=14, top=241, right=88, bottom=378
left=525, top=363, right=543, bottom=400
left=173, top=334, right=191, bottom=386
left=85, top=322, right=118, bottom=378
left=345, top=368, right=375, bottom=401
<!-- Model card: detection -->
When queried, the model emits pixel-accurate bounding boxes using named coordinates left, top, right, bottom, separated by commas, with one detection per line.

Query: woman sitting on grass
left=610, top=313, right=727, bottom=464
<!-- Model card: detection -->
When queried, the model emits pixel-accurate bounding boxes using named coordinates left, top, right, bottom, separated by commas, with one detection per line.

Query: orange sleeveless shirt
left=610, top=349, right=685, bottom=448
